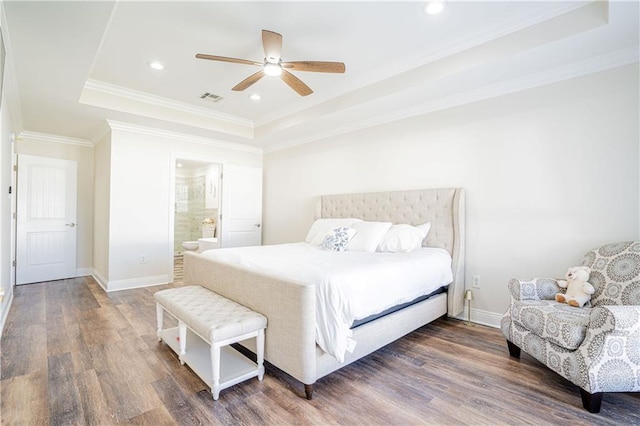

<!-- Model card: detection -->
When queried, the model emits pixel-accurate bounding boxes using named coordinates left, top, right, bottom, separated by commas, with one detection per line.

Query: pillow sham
left=377, top=222, right=431, bottom=253
left=305, top=218, right=362, bottom=246
left=319, top=227, right=357, bottom=252
left=347, top=221, right=393, bottom=252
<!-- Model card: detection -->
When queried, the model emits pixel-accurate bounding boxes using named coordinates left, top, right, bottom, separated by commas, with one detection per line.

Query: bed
left=183, top=188, right=465, bottom=399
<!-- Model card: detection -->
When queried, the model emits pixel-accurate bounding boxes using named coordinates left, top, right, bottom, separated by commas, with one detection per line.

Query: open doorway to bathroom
left=172, top=158, right=222, bottom=282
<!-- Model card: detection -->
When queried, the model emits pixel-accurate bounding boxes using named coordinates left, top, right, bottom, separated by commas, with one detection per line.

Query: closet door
left=221, top=165, right=262, bottom=248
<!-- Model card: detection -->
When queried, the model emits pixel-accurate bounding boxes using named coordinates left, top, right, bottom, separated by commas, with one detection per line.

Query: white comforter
left=199, top=243, right=453, bottom=362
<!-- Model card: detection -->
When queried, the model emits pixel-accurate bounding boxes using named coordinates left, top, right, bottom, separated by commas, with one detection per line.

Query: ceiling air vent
left=199, top=92, right=223, bottom=103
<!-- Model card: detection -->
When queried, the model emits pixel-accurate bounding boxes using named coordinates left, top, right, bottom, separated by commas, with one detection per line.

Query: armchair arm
left=576, top=305, right=640, bottom=393
left=588, top=305, right=640, bottom=338
left=508, top=278, right=561, bottom=301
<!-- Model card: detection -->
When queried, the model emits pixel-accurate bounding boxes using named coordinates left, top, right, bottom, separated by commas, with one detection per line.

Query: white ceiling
left=2, top=1, right=638, bottom=151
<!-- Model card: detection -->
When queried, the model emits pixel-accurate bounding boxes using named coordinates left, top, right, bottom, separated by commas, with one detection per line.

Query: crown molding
left=106, top=120, right=262, bottom=154
left=89, top=120, right=111, bottom=145
left=83, top=79, right=253, bottom=128
left=256, top=1, right=607, bottom=129
left=19, top=130, right=93, bottom=147
left=265, top=47, right=639, bottom=153
left=258, top=0, right=609, bottom=140
left=364, top=1, right=594, bottom=89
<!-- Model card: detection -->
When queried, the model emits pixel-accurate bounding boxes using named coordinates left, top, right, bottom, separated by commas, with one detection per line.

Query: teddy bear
left=555, top=266, right=595, bottom=308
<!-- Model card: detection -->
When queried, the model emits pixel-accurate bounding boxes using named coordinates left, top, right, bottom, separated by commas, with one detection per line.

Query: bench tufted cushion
left=510, top=300, right=590, bottom=350
left=155, top=286, right=267, bottom=342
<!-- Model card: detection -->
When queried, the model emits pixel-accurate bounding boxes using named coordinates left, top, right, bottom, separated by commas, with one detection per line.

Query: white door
left=221, top=165, right=262, bottom=248
left=16, top=155, right=77, bottom=285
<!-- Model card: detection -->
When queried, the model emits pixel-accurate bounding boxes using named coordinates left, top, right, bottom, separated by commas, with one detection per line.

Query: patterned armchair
left=501, top=241, right=640, bottom=413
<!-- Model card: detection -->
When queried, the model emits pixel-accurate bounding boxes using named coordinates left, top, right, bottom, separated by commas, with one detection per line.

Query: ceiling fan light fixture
left=424, top=0, right=445, bottom=15
left=264, top=62, right=282, bottom=77
left=249, top=93, right=261, bottom=101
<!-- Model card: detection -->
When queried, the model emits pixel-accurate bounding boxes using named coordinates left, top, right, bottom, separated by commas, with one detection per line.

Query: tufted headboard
left=315, top=188, right=465, bottom=316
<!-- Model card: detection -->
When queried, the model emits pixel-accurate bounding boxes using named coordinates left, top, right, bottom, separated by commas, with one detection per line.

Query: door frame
left=9, top=141, right=16, bottom=288
left=168, top=152, right=224, bottom=283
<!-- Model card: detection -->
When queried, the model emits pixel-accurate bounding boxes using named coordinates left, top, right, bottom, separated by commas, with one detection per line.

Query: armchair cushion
left=510, top=300, right=590, bottom=350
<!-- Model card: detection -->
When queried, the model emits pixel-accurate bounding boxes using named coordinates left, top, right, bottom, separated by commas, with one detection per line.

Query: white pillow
left=319, top=227, right=357, bottom=252
left=347, top=221, right=393, bottom=252
left=377, top=222, right=431, bottom=253
left=305, top=218, right=362, bottom=246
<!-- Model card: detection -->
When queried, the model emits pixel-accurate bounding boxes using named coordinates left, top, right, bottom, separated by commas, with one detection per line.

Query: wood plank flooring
left=1, top=275, right=638, bottom=425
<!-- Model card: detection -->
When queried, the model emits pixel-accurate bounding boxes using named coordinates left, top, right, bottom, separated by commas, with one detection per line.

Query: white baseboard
left=91, top=269, right=168, bottom=292
left=455, top=306, right=502, bottom=329
left=76, top=267, right=92, bottom=277
left=105, top=274, right=169, bottom=292
left=91, top=269, right=108, bottom=292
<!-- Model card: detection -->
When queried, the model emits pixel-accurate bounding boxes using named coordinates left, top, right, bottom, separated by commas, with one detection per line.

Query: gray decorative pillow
left=319, top=227, right=356, bottom=252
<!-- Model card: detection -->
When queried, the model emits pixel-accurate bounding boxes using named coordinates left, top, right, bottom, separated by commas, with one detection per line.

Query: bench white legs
left=209, top=329, right=266, bottom=401
left=156, top=303, right=196, bottom=365
left=211, top=342, right=222, bottom=400
left=178, top=321, right=187, bottom=365
left=257, top=329, right=265, bottom=381
left=154, top=290, right=267, bottom=401
left=156, top=303, right=163, bottom=341
left=156, top=304, right=188, bottom=365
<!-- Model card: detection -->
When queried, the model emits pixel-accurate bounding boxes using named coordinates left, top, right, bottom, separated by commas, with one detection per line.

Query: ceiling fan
left=196, top=30, right=346, bottom=97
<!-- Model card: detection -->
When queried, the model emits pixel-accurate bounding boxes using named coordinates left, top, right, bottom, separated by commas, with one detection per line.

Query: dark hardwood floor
left=1, top=275, right=638, bottom=425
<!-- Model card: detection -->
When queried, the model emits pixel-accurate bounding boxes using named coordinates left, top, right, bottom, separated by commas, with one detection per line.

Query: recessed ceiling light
left=148, top=61, right=164, bottom=70
left=249, top=93, right=261, bottom=101
left=424, top=0, right=445, bottom=15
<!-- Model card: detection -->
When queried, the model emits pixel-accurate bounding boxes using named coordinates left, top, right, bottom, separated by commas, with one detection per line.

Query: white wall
left=263, top=64, right=640, bottom=323
left=95, top=123, right=262, bottom=291
left=15, top=137, right=95, bottom=273
left=0, top=63, right=15, bottom=334
left=0, top=4, right=18, bottom=333
left=92, top=130, right=111, bottom=284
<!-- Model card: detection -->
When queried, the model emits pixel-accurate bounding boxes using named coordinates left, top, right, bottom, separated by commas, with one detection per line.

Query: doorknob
left=255, top=224, right=261, bottom=228
left=65, top=223, right=76, bottom=227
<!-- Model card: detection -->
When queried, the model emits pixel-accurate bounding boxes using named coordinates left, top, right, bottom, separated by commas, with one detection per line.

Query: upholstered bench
left=154, top=285, right=267, bottom=400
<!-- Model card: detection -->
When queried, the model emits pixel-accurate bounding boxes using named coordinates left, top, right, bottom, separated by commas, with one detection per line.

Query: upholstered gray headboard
left=316, top=188, right=465, bottom=316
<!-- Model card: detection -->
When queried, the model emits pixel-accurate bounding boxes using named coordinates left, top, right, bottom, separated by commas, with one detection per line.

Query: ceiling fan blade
left=280, top=69, right=313, bottom=96
left=196, top=54, right=262, bottom=67
left=282, top=61, right=346, bottom=73
left=232, top=70, right=265, bottom=91
left=262, top=30, right=283, bottom=62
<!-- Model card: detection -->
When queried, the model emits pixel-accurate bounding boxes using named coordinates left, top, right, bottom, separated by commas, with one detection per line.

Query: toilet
left=182, top=241, right=199, bottom=252
left=197, top=237, right=219, bottom=252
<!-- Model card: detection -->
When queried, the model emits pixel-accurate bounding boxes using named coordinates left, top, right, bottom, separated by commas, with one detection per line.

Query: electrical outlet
left=140, top=255, right=146, bottom=264
left=472, top=275, right=480, bottom=289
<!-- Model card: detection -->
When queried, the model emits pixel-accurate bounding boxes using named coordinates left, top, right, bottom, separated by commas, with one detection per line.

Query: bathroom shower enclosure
left=173, top=159, right=221, bottom=255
